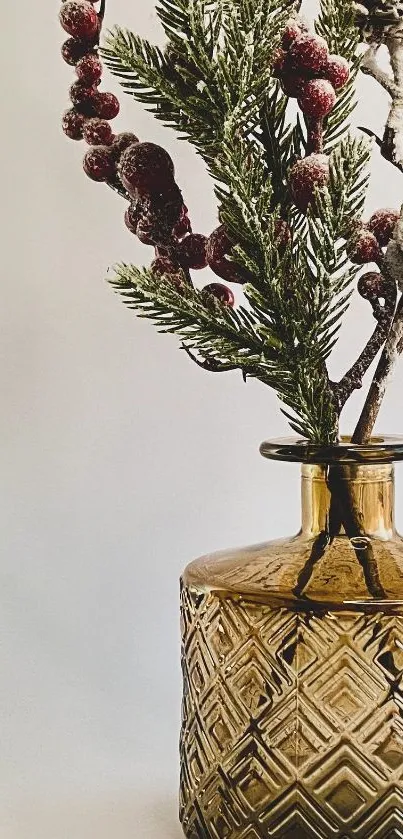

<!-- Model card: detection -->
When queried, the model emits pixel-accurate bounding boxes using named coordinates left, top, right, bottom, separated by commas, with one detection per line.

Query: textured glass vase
left=179, top=437, right=403, bottom=839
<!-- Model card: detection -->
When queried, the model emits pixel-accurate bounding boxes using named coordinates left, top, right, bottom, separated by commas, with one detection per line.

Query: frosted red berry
left=61, top=37, right=97, bottom=65
left=70, top=80, right=96, bottom=107
left=83, top=145, right=116, bottom=182
left=59, top=2, right=99, bottom=39
left=111, top=132, right=139, bottom=161
left=298, top=79, right=336, bottom=119
left=323, top=54, right=350, bottom=90
left=289, top=153, right=330, bottom=214
left=174, top=211, right=192, bottom=240
left=357, top=272, right=390, bottom=300
left=92, top=92, right=120, bottom=120
left=206, top=225, right=251, bottom=284
left=177, top=234, right=208, bottom=270
left=151, top=258, right=185, bottom=291
left=281, top=20, right=302, bottom=49
left=83, top=117, right=114, bottom=145
left=202, top=283, right=235, bottom=307
left=367, top=208, right=400, bottom=247
left=289, top=34, right=329, bottom=74
left=62, top=107, right=86, bottom=140
left=76, top=54, right=102, bottom=84
left=347, top=230, right=382, bottom=265
left=125, top=204, right=139, bottom=235
left=280, top=73, right=308, bottom=99
left=125, top=185, right=183, bottom=245
left=151, top=256, right=176, bottom=275
left=119, top=142, right=175, bottom=196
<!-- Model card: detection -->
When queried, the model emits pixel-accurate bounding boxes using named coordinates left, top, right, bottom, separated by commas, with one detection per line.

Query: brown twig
left=332, top=277, right=397, bottom=411
left=352, top=292, right=403, bottom=443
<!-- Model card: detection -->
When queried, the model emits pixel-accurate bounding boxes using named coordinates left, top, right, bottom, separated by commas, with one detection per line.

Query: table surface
left=2, top=782, right=184, bottom=839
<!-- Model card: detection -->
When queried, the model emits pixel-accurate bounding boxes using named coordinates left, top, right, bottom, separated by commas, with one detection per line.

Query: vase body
left=179, top=439, right=403, bottom=839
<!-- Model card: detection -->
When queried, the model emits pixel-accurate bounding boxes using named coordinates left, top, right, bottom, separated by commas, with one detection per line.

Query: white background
left=2, top=1, right=403, bottom=836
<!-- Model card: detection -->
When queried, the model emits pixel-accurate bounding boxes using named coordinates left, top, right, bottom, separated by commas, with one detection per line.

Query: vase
left=179, top=436, right=403, bottom=839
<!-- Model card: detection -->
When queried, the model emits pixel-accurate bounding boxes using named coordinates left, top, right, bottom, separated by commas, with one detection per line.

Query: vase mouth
left=259, top=435, right=403, bottom=464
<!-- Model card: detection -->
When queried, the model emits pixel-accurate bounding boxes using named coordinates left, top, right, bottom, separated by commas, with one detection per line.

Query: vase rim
left=259, top=435, right=403, bottom=464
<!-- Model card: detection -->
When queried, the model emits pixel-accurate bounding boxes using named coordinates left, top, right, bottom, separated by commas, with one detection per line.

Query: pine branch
left=103, top=0, right=291, bottom=170
left=108, top=263, right=281, bottom=370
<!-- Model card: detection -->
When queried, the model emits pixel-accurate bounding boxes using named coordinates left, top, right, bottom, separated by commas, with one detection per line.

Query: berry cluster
left=346, top=207, right=399, bottom=266
left=58, top=2, right=246, bottom=310
left=277, top=18, right=350, bottom=216
left=274, top=20, right=349, bottom=121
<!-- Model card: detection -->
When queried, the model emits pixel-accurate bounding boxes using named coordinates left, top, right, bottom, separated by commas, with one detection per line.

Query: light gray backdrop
left=1, top=1, right=403, bottom=836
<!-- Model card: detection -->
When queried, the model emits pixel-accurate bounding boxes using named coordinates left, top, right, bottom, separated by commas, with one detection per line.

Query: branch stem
left=352, top=293, right=403, bottom=443
left=333, top=281, right=397, bottom=411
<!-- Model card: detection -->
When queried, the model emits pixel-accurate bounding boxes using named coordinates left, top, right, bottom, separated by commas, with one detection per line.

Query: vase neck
left=301, top=463, right=395, bottom=539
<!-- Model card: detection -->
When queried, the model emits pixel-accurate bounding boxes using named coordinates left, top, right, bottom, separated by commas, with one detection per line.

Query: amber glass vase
left=179, top=437, right=403, bottom=839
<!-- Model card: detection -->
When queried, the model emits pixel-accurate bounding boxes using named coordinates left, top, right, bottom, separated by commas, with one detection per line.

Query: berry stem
left=305, top=116, right=324, bottom=155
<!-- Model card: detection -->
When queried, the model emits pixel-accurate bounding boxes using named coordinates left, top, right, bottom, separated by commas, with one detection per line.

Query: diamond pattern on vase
left=180, top=583, right=403, bottom=838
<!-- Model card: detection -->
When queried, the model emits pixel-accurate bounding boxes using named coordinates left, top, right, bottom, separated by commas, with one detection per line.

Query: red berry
left=61, top=38, right=97, bottom=65
left=62, top=107, right=86, bottom=140
left=323, top=54, right=350, bottom=90
left=280, top=73, right=308, bottom=99
left=111, top=132, right=139, bottom=161
left=289, top=154, right=330, bottom=214
left=76, top=54, right=102, bottom=84
left=367, top=208, right=400, bottom=247
left=357, top=272, right=389, bottom=300
left=70, top=80, right=97, bottom=107
left=125, top=185, right=183, bottom=246
left=119, top=142, right=175, bottom=197
left=151, top=258, right=185, bottom=292
left=202, top=283, right=235, bottom=307
left=282, top=20, right=302, bottom=49
left=206, top=225, right=251, bottom=284
left=177, top=234, right=208, bottom=269
left=92, top=92, right=120, bottom=120
left=289, top=34, right=329, bottom=74
left=174, top=210, right=192, bottom=240
left=59, top=2, right=99, bottom=39
left=83, top=145, right=116, bottom=181
left=347, top=230, right=382, bottom=265
left=83, top=117, right=114, bottom=145
left=151, top=256, right=177, bottom=276
left=298, top=79, right=336, bottom=119
left=125, top=205, right=139, bottom=235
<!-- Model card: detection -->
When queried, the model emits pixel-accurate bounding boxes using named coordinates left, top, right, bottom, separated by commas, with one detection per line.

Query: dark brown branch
left=332, top=281, right=397, bottom=410
left=352, top=293, right=403, bottom=443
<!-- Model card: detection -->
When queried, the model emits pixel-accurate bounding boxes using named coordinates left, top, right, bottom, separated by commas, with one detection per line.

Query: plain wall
left=1, top=1, right=403, bottom=836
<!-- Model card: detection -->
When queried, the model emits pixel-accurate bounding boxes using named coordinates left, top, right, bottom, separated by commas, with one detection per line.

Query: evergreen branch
left=109, top=263, right=281, bottom=369
left=103, top=0, right=290, bottom=169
